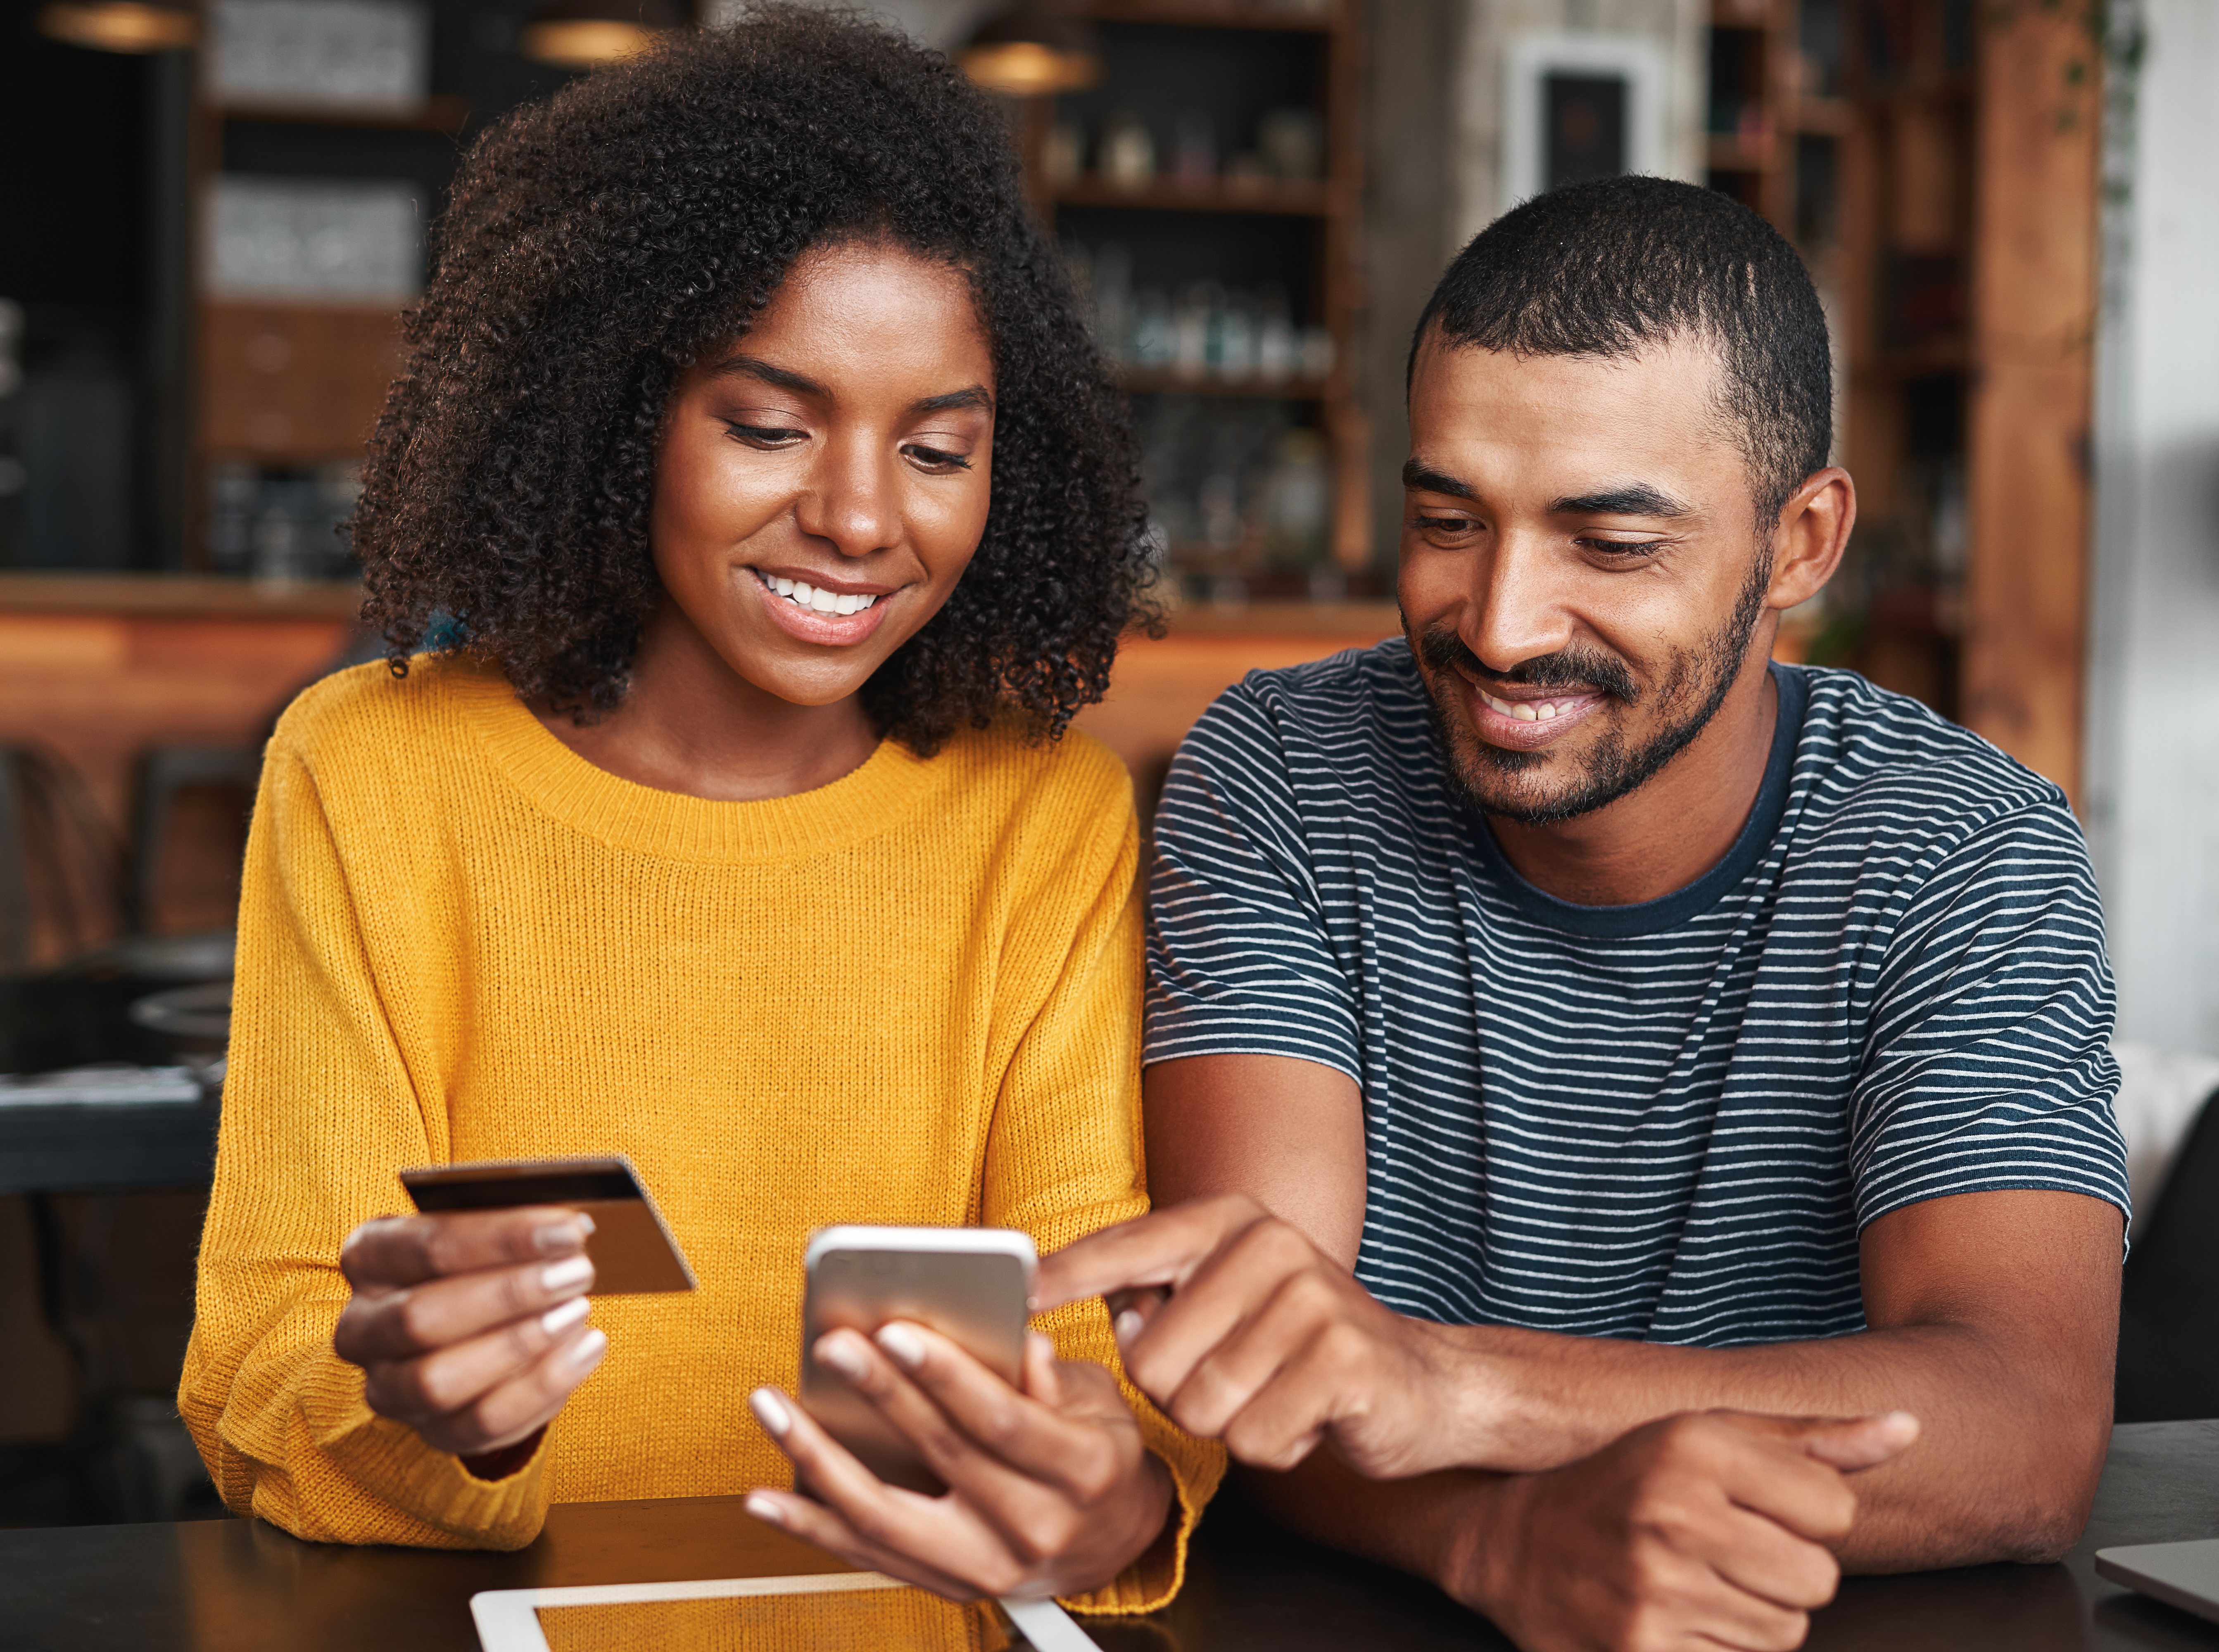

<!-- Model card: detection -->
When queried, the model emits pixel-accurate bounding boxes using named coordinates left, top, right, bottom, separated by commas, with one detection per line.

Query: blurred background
left=1, top=0, right=2215, bottom=1531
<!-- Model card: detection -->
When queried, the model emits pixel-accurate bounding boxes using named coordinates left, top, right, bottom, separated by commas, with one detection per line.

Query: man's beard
left=1412, top=553, right=1772, bottom=828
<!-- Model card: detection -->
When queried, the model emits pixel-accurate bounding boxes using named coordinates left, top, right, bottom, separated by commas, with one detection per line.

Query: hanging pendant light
left=959, top=5, right=1101, bottom=98
left=37, top=0, right=199, bottom=53
left=519, top=0, right=683, bottom=69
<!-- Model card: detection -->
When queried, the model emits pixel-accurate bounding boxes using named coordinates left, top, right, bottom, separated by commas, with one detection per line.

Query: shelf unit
left=1023, top=0, right=1371, bottom=605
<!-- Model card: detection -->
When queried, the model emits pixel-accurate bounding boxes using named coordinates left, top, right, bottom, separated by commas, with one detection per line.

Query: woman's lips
left=1458, top=676, right=1607, bottom=751
left=749, top=568, right=897, bottom=647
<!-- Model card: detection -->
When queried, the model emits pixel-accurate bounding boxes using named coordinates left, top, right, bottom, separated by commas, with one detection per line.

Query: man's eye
left=1582, top=539, right=1667, bottom=558
left=905, top=444, right=972, bottom=472
left=725, top=422, right=805, bottom=447
left=1416, top=514, right=1475, bottom=533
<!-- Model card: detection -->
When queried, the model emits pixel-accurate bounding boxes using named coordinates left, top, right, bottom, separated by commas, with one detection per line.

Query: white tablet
left=471, top=1571, right=1101, bottom=1652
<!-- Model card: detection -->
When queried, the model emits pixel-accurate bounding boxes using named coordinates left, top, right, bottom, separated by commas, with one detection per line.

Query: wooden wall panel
left=1962, top=9, right=2103, bottom=803
left=199, top=304, right=406, bottom=463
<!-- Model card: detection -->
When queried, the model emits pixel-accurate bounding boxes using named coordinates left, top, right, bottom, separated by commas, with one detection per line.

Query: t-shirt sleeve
left=1848, top=796, right=2130, bottom=1232
left=1143, top=681, right=1362, bottom=1083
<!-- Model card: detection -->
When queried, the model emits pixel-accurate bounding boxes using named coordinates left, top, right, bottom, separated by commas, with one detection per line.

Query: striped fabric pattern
left=1145, top=640, right=2127, bottom=1347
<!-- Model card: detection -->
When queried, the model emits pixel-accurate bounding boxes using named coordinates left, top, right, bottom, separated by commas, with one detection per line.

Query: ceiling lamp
left=36, top=0, right=199, bottom=52
left=959, top=6, right=1101, bottom=98
left=519, top=0, right=682, bottom=69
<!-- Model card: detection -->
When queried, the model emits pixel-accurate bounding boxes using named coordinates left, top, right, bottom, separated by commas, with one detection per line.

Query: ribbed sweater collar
left=440, top=657, right=941, bottom=864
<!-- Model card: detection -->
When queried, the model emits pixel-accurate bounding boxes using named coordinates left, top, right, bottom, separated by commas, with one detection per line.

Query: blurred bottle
left=1299, top=324, right=1337, bottom=381
left=1132, top=287, right=1176, bottom=368
left=1173, top=283, right=1217, bottom=381
left=1256, top=287, right=1297, bottom=383
left=1199, top=471, right=1240, bottom=551
left=1258, top=108, right=1324, bottom=182
left=1265, top=429, right=1330, bottom=567
left=1044, top=119, right=1084, bottom=186
left=1099, top=111, right=1155, bottom=188
left=1172, top=111, right=1217, bottom=185
left=1092, top=242, right=1134, bottom=363
left=1215, top=290, right=1258, bottom=382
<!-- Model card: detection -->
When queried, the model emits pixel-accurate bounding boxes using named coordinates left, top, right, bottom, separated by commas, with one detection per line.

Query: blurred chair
left=128, top=747, right=262, bottom=935
left=2115, top=1082, right=2219, bottom=1422
left=0, top=746, right=132, bottom=974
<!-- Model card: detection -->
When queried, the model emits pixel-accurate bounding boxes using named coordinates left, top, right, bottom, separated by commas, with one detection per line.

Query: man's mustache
left=1414, top=622, right=1640, bottom=704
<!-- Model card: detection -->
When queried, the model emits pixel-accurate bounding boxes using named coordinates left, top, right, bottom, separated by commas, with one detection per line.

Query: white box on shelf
left=207, top=175, right=424, bottom=304
left=208, top=0, right=431, bottom=112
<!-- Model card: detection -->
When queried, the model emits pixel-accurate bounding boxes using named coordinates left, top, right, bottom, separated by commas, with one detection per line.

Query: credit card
left=398, top=1155, right=697, bottom=1294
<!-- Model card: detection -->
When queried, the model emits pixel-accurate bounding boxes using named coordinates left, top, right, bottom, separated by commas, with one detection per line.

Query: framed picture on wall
left=1500, top=32, right=1669, bottom=215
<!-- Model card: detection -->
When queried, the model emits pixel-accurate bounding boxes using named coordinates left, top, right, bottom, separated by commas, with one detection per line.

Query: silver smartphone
left=797, top=1225, right=1037, bottom=1496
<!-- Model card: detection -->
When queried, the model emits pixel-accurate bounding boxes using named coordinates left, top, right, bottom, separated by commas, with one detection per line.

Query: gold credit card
left=398, top=1155, right=697, bottom=1294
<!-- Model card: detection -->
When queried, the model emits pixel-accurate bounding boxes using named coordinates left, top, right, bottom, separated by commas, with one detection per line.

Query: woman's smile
left=748, top=565, right=899, bottom=645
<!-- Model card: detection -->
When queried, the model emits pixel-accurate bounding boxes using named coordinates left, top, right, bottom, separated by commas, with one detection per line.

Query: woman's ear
left=1766, top=467, right=1856, bottom=612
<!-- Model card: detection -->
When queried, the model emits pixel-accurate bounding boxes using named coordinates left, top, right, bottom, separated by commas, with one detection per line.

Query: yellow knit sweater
left=179, top=656, right=1222, bottom=1614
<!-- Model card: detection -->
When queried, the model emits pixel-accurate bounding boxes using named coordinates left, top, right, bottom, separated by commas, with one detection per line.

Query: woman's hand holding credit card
left=333, top=1156, right=694, bottom=1470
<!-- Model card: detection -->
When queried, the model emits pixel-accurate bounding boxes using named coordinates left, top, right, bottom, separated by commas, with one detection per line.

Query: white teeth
left=1482, top=689, right=1580, bottom=722
left=1512, top=702, right=1537, bottom=722
left=759, top=571, right=881, bottom=616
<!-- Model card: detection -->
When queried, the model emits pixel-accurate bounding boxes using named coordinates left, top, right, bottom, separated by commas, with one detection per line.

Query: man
left=1040, top=176, right=2126, bottom=1652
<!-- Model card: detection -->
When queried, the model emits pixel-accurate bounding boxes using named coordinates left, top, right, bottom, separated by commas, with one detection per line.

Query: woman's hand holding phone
left=743, top=1325, right=1174, bottom=1600
left=333, top=1208, right=610, bottom=1468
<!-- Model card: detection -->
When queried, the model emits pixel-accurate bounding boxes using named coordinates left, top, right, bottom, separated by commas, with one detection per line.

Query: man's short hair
left=1409, top=175, right=1832, bottom=529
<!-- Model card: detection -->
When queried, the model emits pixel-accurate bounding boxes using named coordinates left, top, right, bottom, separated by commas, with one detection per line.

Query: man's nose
left=1467, top=534, right=1576, bottom=674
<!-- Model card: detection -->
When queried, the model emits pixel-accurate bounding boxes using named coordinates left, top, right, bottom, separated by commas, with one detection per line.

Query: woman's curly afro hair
left=354, top=4, right=1155, bottom=754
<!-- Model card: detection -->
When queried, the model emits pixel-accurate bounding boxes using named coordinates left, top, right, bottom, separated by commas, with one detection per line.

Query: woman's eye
left=904, top=443, right=972, bottom=472
left=725, top=422, right=805, bottom=448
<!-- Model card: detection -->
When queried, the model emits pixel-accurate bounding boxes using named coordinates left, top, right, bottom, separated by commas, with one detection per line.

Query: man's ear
left=1765, top=467, right=1855, bottom=611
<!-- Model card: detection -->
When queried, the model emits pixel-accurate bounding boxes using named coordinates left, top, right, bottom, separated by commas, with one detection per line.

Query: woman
left=179, top=6, right=1219, bottom=1614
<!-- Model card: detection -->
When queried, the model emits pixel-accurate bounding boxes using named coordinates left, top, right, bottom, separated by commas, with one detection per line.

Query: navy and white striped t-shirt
left=1145, top=641, right=2127, bottom=1348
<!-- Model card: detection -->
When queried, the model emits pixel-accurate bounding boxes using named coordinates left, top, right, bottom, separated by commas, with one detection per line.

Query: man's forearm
left=1228, top=1454, right=1501, bottom=1608
left=1437, top=1317, right=2105, bottom=1567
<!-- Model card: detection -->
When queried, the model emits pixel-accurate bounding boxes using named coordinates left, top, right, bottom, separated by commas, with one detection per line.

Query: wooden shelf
left=1706, top=134, right=1773, bottom=172
left=0, top=572, right=363, bottom=622
left=210, top=93, right=470, bottom=135
left=1117, top=370, right=1328, bottom=398
left=1080, top=2, right=1338, bottom=33
left=1052, top=177, right=1333, bottom=216
left=1790, top=96, right=1855, bottom=136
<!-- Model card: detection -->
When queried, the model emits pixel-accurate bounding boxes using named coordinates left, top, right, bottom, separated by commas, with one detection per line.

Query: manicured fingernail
left=540, top=1296, right=590, bottom=1336
left=745, top=1491, right=784, bottom=1526
left=1114, top=1309, right=1145, bottom=1345
left=750, top=1387, right=792, bottom=1438
left=566, top=1327, right=608, bottom=1370
left=534, top=1215, right=592, bottom=1253
left=815, top=1336, right=869, bottom=1382
left=539, top=1255, right=594, bottom=1294
left=875, top=1322, right=925, bottom=1369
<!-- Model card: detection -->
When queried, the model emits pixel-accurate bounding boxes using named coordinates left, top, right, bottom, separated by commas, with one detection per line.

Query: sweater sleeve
left=177, top=742, right=551, bottom=1549
left=976, top=750, right=1228, bottom=1617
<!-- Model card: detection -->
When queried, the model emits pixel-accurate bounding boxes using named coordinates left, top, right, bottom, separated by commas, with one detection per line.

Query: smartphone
left=797, top=1225, right=1037, bottom=1495
left=399, top=1155, right=697, bottom=1295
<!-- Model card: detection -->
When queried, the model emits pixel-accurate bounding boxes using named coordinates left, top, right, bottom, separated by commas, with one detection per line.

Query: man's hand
left=743, top=1323, right=1173, bottom=1602
left=334, top=1208, right=607, bottom=1464
left=1036, top=1193, right=1473, bottom=1478
left=1453, top=1412, right=1919, bottom=1652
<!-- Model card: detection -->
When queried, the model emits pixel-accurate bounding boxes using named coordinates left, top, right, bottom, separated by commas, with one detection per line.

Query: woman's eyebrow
left=915, top=386, right=993, bottom=414
left=708, top=354, right=823, bottom=396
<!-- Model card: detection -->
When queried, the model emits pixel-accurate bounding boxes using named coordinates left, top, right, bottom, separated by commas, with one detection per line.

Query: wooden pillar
left=1960, top=7, right=2102, bottom=805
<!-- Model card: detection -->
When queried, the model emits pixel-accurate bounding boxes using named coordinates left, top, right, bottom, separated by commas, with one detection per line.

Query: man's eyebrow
left=1402, top=459, right=1477, bottom=500
left=1548, top=484, right=1692, bottom=518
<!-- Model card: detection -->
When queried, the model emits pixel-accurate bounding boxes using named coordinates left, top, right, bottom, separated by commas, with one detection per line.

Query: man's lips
left=1453, top=670, right=1608, bottom=752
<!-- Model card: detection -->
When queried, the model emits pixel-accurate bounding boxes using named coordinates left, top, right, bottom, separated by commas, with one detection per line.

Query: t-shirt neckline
left=1466, top=662, right=1808, bottom=938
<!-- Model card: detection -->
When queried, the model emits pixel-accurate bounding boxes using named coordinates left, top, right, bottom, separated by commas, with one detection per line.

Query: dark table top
left=3, top=1420, right=2215, bottom=1652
